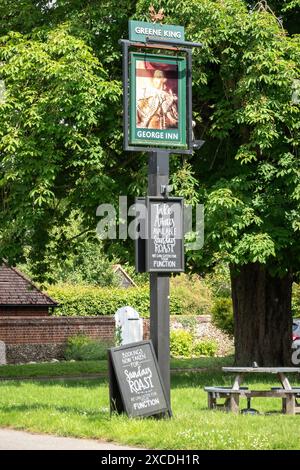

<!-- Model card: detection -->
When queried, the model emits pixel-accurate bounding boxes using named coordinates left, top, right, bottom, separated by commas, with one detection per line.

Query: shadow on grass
left=2, top=370, right=299, bottom=397
left=1, top=373, right=227, bottom=390
left=171, top=371, right=300, bottom=391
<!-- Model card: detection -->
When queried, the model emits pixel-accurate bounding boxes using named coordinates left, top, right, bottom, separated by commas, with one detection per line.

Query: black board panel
left=108, top=340, right=171, bottom=418
left=146, top=196, right=184, bottom=272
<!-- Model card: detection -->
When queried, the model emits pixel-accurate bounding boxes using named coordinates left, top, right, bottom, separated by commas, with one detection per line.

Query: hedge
left=46, top=281, right=208, bottom=318
left=47, top=284, right=150, bottom=317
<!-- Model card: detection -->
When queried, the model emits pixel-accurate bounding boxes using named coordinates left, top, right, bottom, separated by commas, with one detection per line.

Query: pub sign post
left=116, top=18, right=202, bottom=417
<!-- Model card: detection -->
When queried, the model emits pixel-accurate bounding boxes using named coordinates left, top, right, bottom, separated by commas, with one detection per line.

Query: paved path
left=0, top=428, right=140, bottom=450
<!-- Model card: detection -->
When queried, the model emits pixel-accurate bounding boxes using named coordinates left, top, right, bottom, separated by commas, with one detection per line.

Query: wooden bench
left=271, top=387, right=300, bottom=396
left=271, top=387, right=300, bottom=413
left=204, top=386, right=300, bottom=414
left=204, top=386, right=248, bottom=413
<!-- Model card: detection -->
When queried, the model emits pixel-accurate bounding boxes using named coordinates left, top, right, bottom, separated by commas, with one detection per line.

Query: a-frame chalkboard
left=108, top=340, right=172, bottom=418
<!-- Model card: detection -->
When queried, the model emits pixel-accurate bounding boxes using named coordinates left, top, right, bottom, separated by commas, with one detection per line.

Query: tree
left=136, top=0, right=300, bottom=365
left=45, top=239, right=119, bottom=286
left=1, top=0, right=300, bottom=365
left=0, top=25, right=122, bottom=266
left=17, top=209, right=120, bottom=286
left=0, top=2, right=140, bottom=272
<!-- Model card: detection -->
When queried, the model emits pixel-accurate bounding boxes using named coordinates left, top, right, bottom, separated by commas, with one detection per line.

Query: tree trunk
left=230, top=263, right=293, bottom=366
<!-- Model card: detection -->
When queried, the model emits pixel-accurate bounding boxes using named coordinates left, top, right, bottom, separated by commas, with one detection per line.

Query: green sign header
left=129, top=20, right=185, bottom=44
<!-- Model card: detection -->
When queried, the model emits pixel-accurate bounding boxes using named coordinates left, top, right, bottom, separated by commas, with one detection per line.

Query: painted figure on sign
left=137, top=69, right=178, bottom=130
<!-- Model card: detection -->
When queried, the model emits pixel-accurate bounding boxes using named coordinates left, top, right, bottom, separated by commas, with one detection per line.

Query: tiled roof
left=0, top=263, right=57, bottom=306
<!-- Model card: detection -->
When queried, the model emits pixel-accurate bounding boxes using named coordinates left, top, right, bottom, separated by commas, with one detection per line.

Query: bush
left=170, top=330, right=194, bottom=357
left=170, top=330, right=218, bottom=358
left=192, top=339, right=218, bottom=357
left=170, top=273, right=212, bottom=315
left=212, top=297, right=234, bottom=336
left=64, top=334, right=111, bottom=361
left=174, top=316, right=198, bottom=333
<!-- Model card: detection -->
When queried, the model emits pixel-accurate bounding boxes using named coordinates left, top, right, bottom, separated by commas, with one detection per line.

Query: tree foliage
left=0, top=2, right=139, bottom=271
left=0, top=25, right=121, bottom=264
left=0, top=0, right=300, bottom=283
left=136, top=0, right=300, bottom=277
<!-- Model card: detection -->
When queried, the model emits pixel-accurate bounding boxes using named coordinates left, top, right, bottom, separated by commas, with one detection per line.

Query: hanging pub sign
left=108, top=340, right=171, bottom=418
left=146, top=196, right=184, bottom=272
left=129, top=53, right=187, bottom=149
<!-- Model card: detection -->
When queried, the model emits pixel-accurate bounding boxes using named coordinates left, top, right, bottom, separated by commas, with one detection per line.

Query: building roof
left=112, top=264, right=137, bottom=288
left=0, top=263, right=58, bottom=307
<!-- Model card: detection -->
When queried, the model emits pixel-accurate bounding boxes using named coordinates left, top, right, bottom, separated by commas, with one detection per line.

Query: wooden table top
left=222, top=367, right=300, bottom=373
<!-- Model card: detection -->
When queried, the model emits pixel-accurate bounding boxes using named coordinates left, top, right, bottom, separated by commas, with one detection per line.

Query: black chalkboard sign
left=108, top=340, right=171, bottom=418
left=146, top=197, right=184, bottom=272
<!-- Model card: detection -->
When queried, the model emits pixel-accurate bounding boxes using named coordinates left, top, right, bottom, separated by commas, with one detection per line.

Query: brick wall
left=0, top=316, right=117, bottom=363
left=0, top=315, right=212, bottom=363
left=0, top=316, right=116, bottom=345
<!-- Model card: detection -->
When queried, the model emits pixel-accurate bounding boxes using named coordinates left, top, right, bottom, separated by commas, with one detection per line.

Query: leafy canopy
left=0, top=0, right=300, bottom=279
left=0, top=24, right=122, bottom=265
left=136, top=0, right=300, bottom=275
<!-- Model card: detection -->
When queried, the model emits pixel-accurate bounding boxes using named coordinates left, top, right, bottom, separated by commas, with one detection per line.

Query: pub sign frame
left=120, top=39, right=193, bottom=154
left=130, top=52, right=187, bottom=149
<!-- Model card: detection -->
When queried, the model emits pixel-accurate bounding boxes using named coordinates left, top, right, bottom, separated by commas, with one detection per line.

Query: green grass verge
left=0, top=356, right=234, bottom=379
left=170, top=355, right=233, bottom=369
left=0, top=360, right=107, bottom=378
left=0, top=370, right=300, bottom=449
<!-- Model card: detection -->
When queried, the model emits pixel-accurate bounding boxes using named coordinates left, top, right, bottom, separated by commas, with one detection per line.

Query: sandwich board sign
left=108, top=340, right=171, bottom=418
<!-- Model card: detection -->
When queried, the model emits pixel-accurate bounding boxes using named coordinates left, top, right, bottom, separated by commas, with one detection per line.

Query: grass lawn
left=0, top=356, right=233, bottom=379
left=0, top=360, right=107, bottom=379
left=0, top=367, right=300, bottom=449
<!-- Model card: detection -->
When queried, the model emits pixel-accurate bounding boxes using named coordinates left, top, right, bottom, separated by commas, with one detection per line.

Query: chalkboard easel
left=108, top=340, right=172, bottom=418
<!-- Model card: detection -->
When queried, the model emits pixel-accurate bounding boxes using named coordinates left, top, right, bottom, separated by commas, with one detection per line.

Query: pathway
left=0, top=428, right=141, bottom=450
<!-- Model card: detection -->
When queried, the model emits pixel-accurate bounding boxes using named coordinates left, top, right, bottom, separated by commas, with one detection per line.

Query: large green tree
left=136, top=0, right=300, bottom=365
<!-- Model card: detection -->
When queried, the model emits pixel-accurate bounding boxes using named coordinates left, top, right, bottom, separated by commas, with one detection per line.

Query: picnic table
left=205, top=367, right=300, bottom=415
